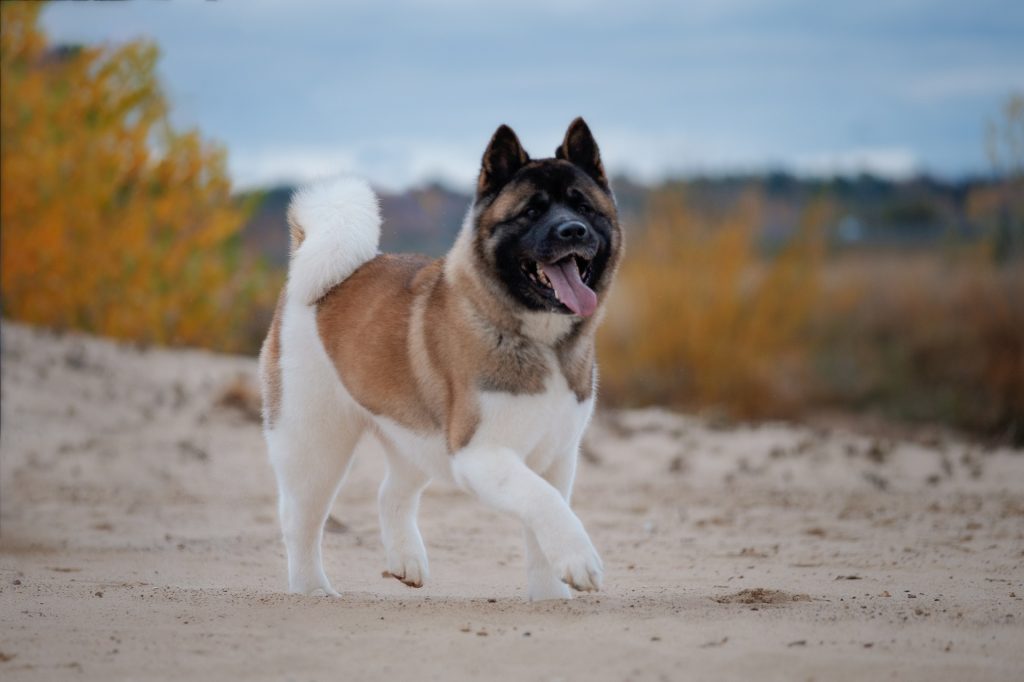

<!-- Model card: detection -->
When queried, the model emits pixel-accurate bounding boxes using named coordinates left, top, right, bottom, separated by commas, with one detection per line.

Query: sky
left=41, top=0, right=1024, bottom=191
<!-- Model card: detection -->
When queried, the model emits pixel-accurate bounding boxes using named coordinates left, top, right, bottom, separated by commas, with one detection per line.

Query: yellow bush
left=598, top=188, right=827, bottom=417
left=598, top=184, right=1022, bottom=440
left=818, top=251, right=1024, bottom=438
left=0, top=2, right=279, bottom=352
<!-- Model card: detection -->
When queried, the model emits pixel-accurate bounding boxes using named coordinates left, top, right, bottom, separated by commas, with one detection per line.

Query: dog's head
left=467, top=118, right=622, bottom=319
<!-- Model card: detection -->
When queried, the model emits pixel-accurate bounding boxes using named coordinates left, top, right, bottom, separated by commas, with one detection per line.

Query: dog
left=259, top=118, right=623, bottom=600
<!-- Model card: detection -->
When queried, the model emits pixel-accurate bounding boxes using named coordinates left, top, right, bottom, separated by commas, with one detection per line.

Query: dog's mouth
left=519, top=254, right=598, bottom=317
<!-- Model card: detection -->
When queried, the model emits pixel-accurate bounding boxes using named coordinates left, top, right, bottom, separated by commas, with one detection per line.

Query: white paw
left=290, top=582, right=340, bottom=597
left=384, top=553, right=428, bottom=588
left=552, top=542, right=603, bottom=593
left=528, top=573, right=572, bottom=601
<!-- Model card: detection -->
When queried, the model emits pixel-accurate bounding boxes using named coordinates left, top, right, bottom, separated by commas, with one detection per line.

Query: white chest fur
left=473, top=368, right=594, bottom=473
left=371, top=362, right=594, bottom=484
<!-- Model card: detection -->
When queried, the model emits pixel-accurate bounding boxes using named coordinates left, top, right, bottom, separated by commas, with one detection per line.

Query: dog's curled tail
left=285, top=177, right=381, bottom=305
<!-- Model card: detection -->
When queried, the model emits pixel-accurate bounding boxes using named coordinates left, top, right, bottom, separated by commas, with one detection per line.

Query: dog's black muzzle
left=530, top=208, right=599, bottom=263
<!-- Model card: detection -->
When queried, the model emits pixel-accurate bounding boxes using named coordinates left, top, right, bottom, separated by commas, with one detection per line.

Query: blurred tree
left=0, top=2, right=278, bottom=351
left=986, top=94, right=1024, bottom=177
left=975, top=93, right=1024, bottom=263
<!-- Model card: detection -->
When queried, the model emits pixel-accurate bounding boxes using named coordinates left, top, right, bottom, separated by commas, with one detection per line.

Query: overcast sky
left=42, top=0, right=1024, bottom=191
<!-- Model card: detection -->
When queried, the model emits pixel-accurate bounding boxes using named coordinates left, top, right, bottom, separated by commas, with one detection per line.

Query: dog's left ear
left=556, top=117, right=609, bottom=192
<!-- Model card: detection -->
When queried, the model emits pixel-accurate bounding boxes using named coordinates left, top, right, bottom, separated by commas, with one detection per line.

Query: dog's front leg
left=524, top=450, right=579, bottom=600
left=452, top=446, right=602, bottom=594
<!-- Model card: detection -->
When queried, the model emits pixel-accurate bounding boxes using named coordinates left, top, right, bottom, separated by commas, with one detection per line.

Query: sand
left=1, top=321, right=1022, bottom=681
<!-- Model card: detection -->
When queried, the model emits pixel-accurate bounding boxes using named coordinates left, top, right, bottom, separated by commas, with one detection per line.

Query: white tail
left=286, top=177, right=381, bottom=305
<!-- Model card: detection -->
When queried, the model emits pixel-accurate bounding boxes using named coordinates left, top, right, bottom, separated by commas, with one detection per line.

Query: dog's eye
left=524, top=206, right=541, bottom=219
left=568, top=188, right=595, bottom=217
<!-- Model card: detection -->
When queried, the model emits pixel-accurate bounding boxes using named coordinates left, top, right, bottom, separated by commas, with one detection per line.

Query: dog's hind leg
left=376, top=436, right=430, bottom=588
left=269, top=414, right=364, bottom=596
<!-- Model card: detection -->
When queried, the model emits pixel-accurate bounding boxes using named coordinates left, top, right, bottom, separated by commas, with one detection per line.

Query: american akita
left=259, top=118, right=623, bottom=600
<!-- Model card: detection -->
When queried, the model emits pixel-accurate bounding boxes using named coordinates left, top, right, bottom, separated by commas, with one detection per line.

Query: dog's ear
left=477, top=124, right=529, bottom=198
left=556, top=117, right=609, bottom=192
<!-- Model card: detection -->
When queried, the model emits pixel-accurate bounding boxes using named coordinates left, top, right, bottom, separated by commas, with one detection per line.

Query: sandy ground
left=1, top=321, right=1022, bottom=682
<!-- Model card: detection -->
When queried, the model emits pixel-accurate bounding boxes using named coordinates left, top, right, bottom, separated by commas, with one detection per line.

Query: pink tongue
left=541, top=259, right=598, bottom=317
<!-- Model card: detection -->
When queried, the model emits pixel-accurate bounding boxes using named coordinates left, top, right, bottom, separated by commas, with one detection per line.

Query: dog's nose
left=556, top=221, right=589, bottom=241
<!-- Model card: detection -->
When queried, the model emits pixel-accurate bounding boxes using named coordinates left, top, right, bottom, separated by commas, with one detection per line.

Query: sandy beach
left=1, top=321, right=1022, bottom=681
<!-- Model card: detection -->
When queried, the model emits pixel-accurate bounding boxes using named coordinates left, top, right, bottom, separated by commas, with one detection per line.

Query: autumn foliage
left=0, top=3, right=279, bottom=351
left=598, top=185, right=1024, bottom=441
left=598, top=190, right=828, bottom=417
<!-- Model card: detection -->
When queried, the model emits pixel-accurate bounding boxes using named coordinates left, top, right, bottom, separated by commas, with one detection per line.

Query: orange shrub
left=598, top=188, right=828, bottom=417
left=598, top=184, right=1023, bottom=441
left=0, top=3, right=280, bottom=351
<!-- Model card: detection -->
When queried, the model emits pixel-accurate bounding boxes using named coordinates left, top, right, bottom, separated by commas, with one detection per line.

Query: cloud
left=230, top=140, right=482, bottom=192
left=230, top=149, right=359, bottom=190
left=909, top=67, right=1024, bottom=102
left=793, top=147, right=919, bottom=179
left=230, top=131, right=923, bottom=193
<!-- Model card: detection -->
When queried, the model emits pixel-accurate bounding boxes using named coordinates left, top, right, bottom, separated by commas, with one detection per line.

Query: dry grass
left=598, top=188, right=1024, bottom=442
left=815, top=250, right=1024, bottom=439
left=599, top=188, right=827, bottom=417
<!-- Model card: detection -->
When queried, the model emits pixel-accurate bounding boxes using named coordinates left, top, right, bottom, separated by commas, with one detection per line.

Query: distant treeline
left=238, top=172, right=1022, bottom=263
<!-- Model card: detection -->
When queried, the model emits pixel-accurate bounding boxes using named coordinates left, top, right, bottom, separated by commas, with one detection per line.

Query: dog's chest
left=475, top=367, right=594, bottom=463
left=372, top=362, right=593, bottom=483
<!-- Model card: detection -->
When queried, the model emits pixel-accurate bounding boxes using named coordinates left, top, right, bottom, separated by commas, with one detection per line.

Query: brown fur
left=287, top=213, right=305, bottom=255
left=316, top=254, right=483, bottom=452
left=259, top=291, right=286, bottom=428
left=317, top=255, right=439, bottom=433
left=555, top=321, right=598, bottom=402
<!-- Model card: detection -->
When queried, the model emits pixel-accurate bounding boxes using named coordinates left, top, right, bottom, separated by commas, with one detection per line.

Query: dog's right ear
left=477, top=124, right=529, bottom=198
left=556, top=117, right=609, bottom=193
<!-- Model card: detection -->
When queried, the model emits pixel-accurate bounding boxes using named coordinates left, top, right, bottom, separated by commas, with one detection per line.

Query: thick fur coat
left=260, top=118, right=623, bottom=600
